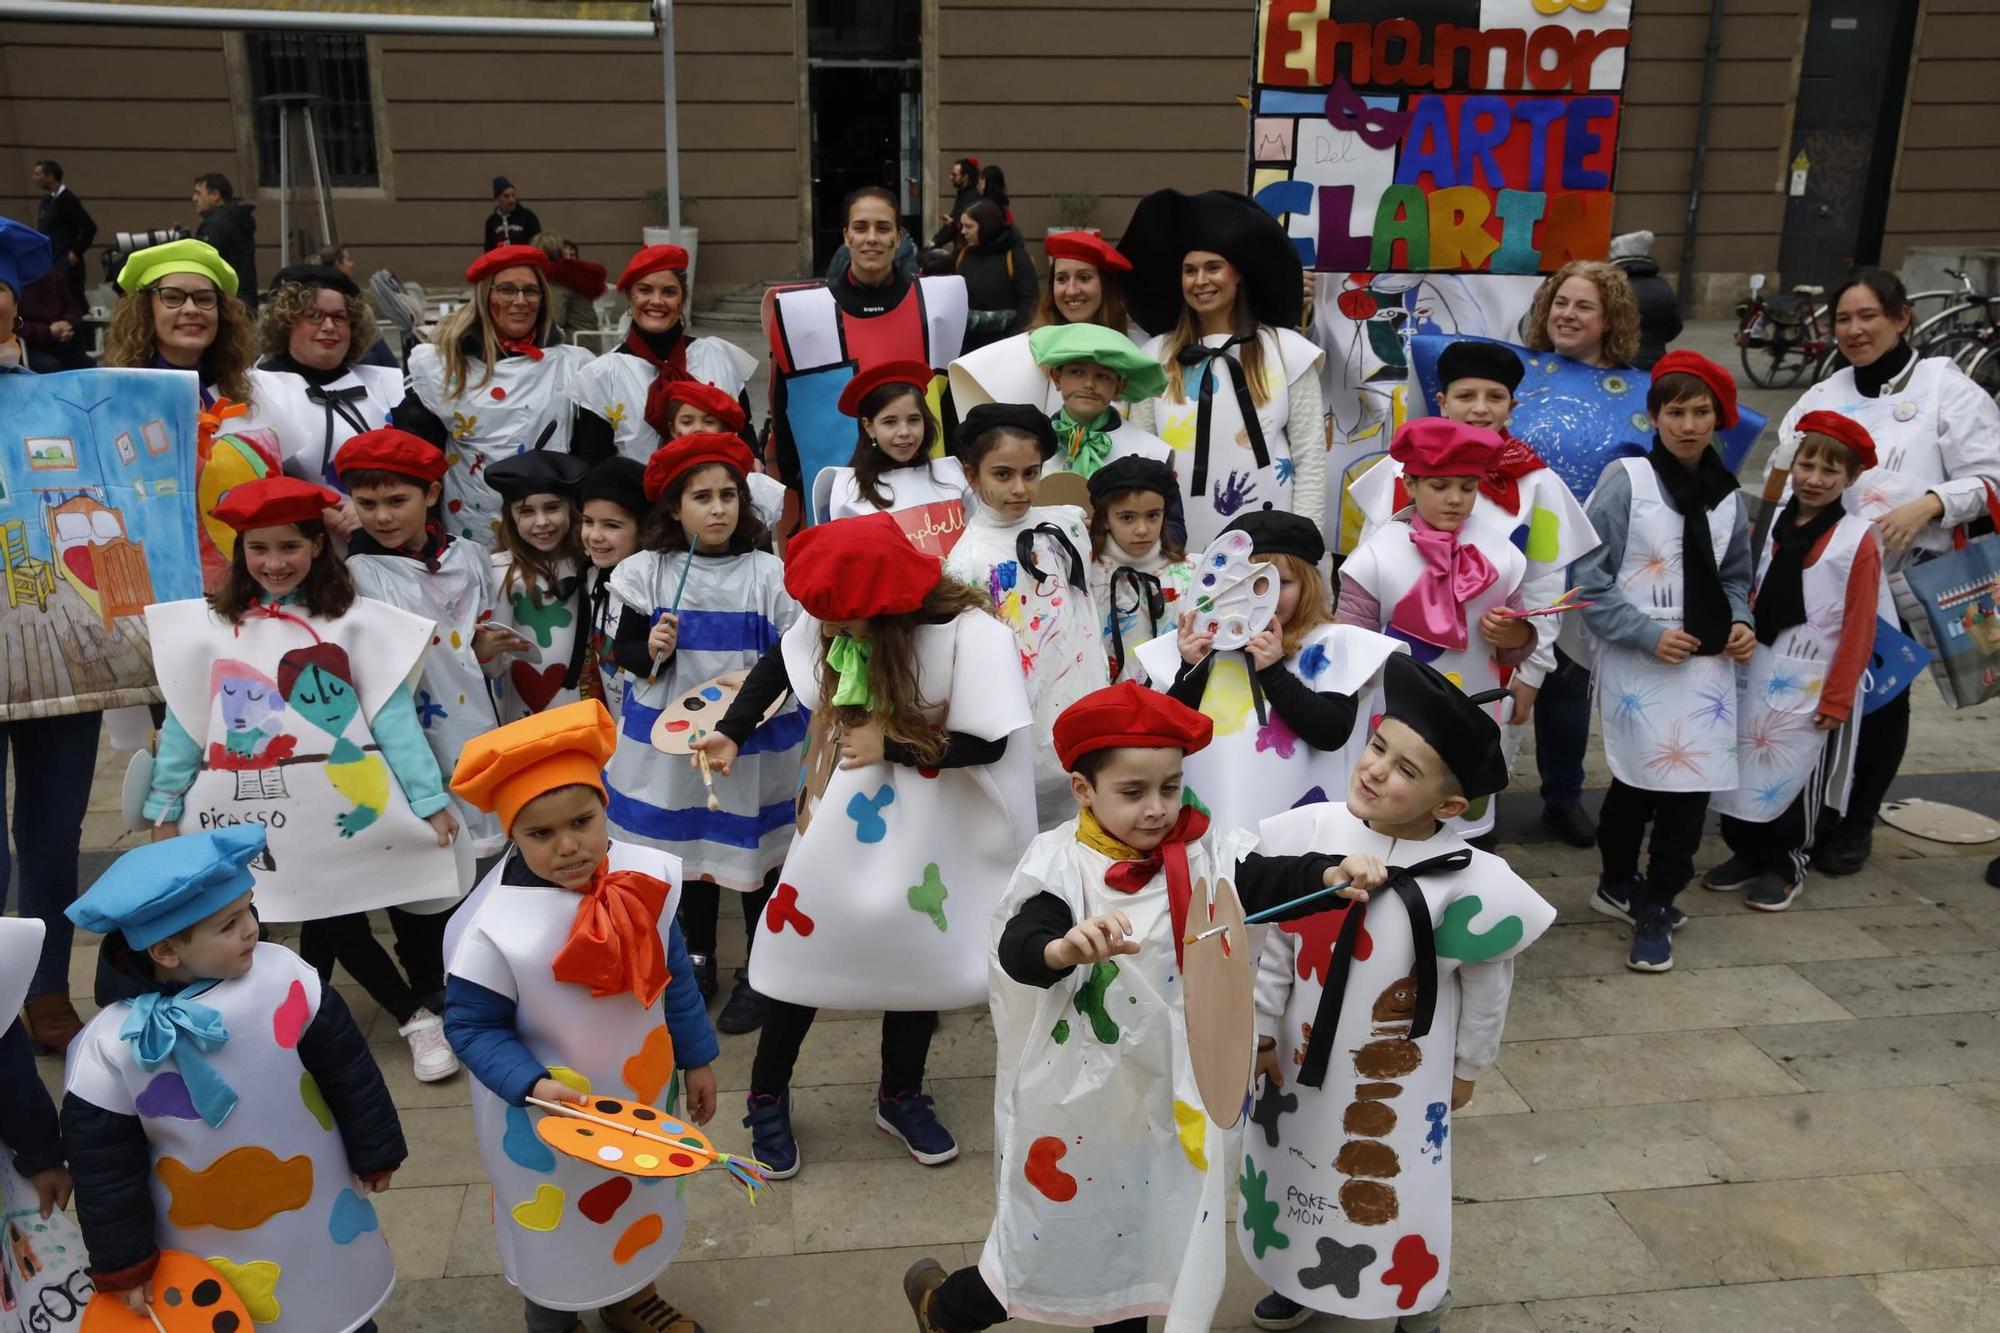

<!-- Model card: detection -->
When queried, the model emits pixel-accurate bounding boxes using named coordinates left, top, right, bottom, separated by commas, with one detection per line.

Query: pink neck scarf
left=1390, top=515, right=1496, bottom=651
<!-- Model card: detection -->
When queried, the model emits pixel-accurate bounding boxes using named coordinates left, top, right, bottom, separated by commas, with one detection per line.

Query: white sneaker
left=399, top=1008, right=459, bottom=1083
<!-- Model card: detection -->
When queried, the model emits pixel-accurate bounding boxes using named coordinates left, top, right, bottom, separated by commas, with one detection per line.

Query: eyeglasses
left=150, top=287, right=220, bottom=311
left=492, top=284, right=543, bottom=304
left=301, top=308, right=352, bottom=328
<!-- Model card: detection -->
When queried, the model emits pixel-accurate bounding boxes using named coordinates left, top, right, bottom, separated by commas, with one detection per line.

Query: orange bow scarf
left=550, top=866, right=673, bottom=1006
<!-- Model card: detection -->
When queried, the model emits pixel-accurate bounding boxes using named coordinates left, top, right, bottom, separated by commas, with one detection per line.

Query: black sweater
left=1167, top=652, right=1360, bottom=751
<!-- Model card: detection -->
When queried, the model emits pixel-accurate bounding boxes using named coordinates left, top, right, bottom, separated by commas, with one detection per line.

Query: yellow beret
left=451, top=700, right=618, bottom=834
left=117, top=238, right=239, bottom=297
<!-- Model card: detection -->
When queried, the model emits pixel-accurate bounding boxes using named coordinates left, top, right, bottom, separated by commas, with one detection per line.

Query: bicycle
left=1735, top=273, right=1834, bottom=389
left=1909, top=268, right=2000, bottom=354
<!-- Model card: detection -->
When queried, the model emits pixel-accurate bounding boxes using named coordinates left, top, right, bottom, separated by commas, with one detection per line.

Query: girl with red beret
left=949, top=230, right=1138, bottom=416
left=600, top=434, right=805, bottom=1032
left=813, top=358, right=972, bottom=536
left=576, top=457, right=650, bottom=718
left=691, top=514, right=1036, bottom=1181
left=142, top=475, right=466, bottom=1084
left=482, top=450, right=593, bottom=723
left=644, top=375, right=787, bottom=536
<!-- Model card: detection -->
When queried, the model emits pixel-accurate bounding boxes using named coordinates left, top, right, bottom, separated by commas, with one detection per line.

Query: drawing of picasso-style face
left=211, top=658, right=283, bottom=737
left=276, top=642, right=360, bottom=740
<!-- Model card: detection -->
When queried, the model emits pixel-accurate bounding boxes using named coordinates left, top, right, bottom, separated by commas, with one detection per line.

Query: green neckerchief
left=1052, top=407, right=1117, bottom=478
left=826, top=632, right=873, bottom=708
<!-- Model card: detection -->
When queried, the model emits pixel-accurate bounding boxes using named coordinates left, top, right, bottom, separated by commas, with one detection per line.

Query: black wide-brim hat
left=1115, top=189, right=1305, bottom=337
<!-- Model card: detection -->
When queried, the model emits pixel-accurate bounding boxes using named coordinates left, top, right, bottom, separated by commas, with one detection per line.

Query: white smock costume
left=1089, top=542, right=1194, bottom=685
left=813, top=456, right=974, bottom=546
left=240, top=362, right=401, bottom=489
left=945, top=504, right=1108, bottom=828
left=64, top=945, right=398, bottom=1332
left=568, top=338, right=759, bottom=465
left=1130, top=327, right=1325, bottom=550
left=978, top=821, right=1259, bottom=1331
left=446, top=841, right=688, bottom=1312
left=1246, top=804, right=1552, bottom=1321
left=1135, top=624, right=1402, bottom=832
left=406, top=341, right=595, bottom=547
left=1585, top=458, right=1742, bottom=793
left=602, top=548, right=804, bottom=890
left=347, top=538, right=505, bottom=853
left=144, top=596, right=461, bottom=921
left=487, top=552, right=588, bottom=723
left=747, top=611, right=1035, bottom=1011
left=1337, top=519, right=1526, bottom=838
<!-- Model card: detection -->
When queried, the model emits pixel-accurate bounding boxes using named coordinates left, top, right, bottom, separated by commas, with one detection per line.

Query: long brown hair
left=432, top=268, right=556, bottom=395
left=497, top=495, right=585, bottom=603
left=1088, top=486, right=1186, bottom=564
left=1030, top=263, right=1129, bottom=333
left=1161, top=284, right=1271, bottom=407
left=208, top=520, right=355, bottom=622
left=815, top=578, right=994, bottom=765
left=849, top=381, right=943, bottom=510
left=104, top=285, right=257, bottom=404
left=641, top=462, right=769, bottom=555
left=1267, top=551, right=1333, bottom=658
left=1523, top=260, right=1640, bottom=368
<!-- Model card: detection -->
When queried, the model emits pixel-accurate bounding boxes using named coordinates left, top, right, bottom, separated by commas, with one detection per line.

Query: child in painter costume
left=143, top=474, right=464, bottom=1084
left=444, top=700, right=717, bottom=1333
left=1572, top=351, right=1755, bottom=973
left=815, top=358, right=973, bottom=530
left=0, top=918, right=79, bottom=1331
left=643, top=377, right=787, bottom=536
left=1138, top=510, right=1400, bottom=834
left=903, top=683, right=1380, bottom=1333
left=484, top=450, right=593, bottom=722
left=336, top=426, right=506, bottom=853
left=1708, top=411, right=1885, bottom=911
left=692, top=513, right=1035, bottom=1180
left=1029, top=322, right=1174, bottom=479
left=602, top=433, right=804, bottom=1030
left=578, top=456, right=649, bottom=718
left=1244, top=654, right=1556, bottom=1333
left=946, top=403, right=1109, bottom=827
left=1338, top=419, right=1535, bottom=840
left=1086, top=456, right=1193, bottom=684
left=61, top=828, right=405, bottom=1331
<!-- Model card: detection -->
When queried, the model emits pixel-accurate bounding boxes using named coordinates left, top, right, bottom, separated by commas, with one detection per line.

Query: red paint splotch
left=1024, top=1136, right=1078, bottom=1203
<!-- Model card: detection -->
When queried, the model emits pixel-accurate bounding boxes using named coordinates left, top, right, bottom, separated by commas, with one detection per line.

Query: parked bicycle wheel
left=1960, top=342, right=2000, bottom=400
left=1922, top=329, right=1999, bottom=376
left=1739, top=317, right=1812, bottom=388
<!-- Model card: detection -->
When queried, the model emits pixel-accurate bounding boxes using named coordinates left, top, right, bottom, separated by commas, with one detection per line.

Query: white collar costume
left=602, top=548, right=804, bottom=891
left=446, top=841, right=689, bottom=1312
left=487, top=551, right=590, bottom=723
left=1044, top=410, right=1176, bottom=481
left=346, top=536, right=505, bottom=853
left=944, top=504, right=1109, bottom=828
left=813, top=456, right=973, bottom=542
left=747, top=610, right=1035, bottom=1011
left=567, top=337, right=758, bottom=465
left=947, top=325, right=1147, bottom=419
left=239, top=362, right=400, bottom=490
left=978, top=820, right=1261, bottom=1330
left=64, top=944, right=398, bottom=1332
left=1246, top=803, right=1553, bottom=1321
left=144, top=595, right=464, bottom=920
left=1089, top=540, right=1194, bottom=685
left=405, top=341, right=595, bottom=548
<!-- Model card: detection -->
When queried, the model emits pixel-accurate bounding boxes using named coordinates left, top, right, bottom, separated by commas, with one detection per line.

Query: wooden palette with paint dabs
left=82, top=1249, right=252, bottom=1333
left=648, top=670, right=783, bottom=755
left=535, top=1096, right=721, bottom=1178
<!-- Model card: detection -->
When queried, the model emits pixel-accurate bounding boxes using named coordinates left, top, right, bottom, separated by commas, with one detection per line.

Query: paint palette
left=1037, top=470, right=1093, bottom=518
left=535, top=1096, right=720, bottom=1179
left=1180, top=875, right=1256, bottom=1129
left=1188, top=531, right=1278, bottom=651
left=648, top=670, right=779, bottom=755
left=82, top=1250, right=252, bottom=1333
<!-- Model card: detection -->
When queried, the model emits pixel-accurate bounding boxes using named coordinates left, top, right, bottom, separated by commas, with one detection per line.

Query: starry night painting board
left=0, top=368, right=202, bottom=721
left=1245, top=0, right=1636, bottom=551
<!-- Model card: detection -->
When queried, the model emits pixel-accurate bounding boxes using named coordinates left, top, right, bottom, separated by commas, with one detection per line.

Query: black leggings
left=750, top=1002, right=937, bottom=1096
left=298, top=905, right=453, bottom=1026
left=1837, top=680, right=1910, bottom=832
left=1597, top=779, right=1710, bottom=909
left=677, top=871, right=777, bottom=958
left=929, top=1266, right=1144, bottom=1333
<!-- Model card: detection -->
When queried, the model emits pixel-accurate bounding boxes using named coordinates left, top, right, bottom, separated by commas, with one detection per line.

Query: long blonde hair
left=104, top=285, right=257, bottom=404
left=1161, top=285, right=1271, bottom=407
left=432, top=269, right=555, bottom=396
left=1523, top=260, right=1640, bottom=368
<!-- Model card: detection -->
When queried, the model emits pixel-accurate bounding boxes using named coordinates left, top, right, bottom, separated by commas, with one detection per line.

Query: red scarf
left=622, top=324, right=691, bottom=381
left=1391, top=431, right=1548, bottom=515
left=550, top=865, right=673, bottom=1006
left=1102, top=805, right=1211, bottom=968
left=499, top=338, right=544, bottom=362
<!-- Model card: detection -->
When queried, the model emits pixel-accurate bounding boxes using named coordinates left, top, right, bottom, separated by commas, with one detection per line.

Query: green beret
left=1028, top=323, right=1167, bottom=403
left=117, top=238, right=238, bottom=297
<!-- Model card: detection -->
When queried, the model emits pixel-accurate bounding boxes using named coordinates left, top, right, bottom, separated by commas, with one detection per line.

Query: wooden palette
left=1180, top=874, right=1256, bottom=1129
left=1879, top=798, right=2000, bottom=845
left=1038, top=470, right=1093, bottom=518
left=83, top=1250, right=252, bottom=1333
left=534, top=1095, right=721, bottom=1180
left=793, top=709, right=843, bottom=834
left=648, top=670, right=778, bottom=755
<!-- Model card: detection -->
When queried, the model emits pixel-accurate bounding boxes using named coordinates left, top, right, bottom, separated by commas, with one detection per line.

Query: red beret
left=1044, top=231, right=1132, bottom=274
left=334, top=427, right=449, bottom=485
left=836, top=359, right=934, bottom=418
left=1389, top=418, right=1504, bottom=478
left=645, top=377, right=745, bottom=438
left=466, top=245, right=548, bottom=286
left=1650, top=349, right=1739, bottom=429
left=1793, top=409, right=1878, bottom=471
left=643, top=432, right=756, bottom=503
left=209, top=476, right=342, bottom=533
left=617, top=244, right=690, bottom=293
left=1054, top=681, right=1213, bottom=769
left=783, top=513, right=942, bottom=621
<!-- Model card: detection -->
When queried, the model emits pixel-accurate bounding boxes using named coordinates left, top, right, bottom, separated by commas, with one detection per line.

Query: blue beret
left=0, top=218, right=53, bottom=298
left=67, top=827, right=265, bottom=950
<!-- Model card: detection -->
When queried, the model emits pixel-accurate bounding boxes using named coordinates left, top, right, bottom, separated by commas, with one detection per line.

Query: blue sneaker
left=876, top=1089, right=959, bottom=1166
left=1627, top=906, right=1675, bottom=972
left=1252, top=1290, right=1312, bottom=1329
left=743, top=1091, right=800, bottom=1180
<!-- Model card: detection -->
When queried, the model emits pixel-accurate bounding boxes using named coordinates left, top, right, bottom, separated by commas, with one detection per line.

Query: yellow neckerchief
left=1075, top=806, right=1144, bottom=861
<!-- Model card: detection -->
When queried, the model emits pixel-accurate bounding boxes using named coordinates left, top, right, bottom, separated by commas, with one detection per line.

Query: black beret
left=1114, top=188, right=1305, bottom=336
left=577, top=457, right=648, bottom=517
left=1087, top=455, right=1178, bottom=505
left=1221, top=508, right=1325, bottom=565
left=1435, top=339, right=1525, bottom=394
left=1380, top=654, right=1510, bottom=799
left=959, top=402, right=1059, bottom=460
left=484, top=450, right=590, bottom=503
left=268, top=263, right=360, bottom=299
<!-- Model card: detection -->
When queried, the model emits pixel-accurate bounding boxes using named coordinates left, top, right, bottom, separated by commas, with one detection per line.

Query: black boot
left=716, top=968, right=767, bottom=1034
left=1812, top=820, right=1873, bottom=877
left=687, top=952, right=718, bottom=1002
left=1541, top=802, right=1596, bottom=848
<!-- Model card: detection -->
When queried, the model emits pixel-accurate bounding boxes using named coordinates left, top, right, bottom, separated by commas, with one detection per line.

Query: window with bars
left=247, top=32, right=380, bottom=188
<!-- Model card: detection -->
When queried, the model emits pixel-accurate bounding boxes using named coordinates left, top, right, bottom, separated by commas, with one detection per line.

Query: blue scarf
left=122, top=984, right=238, bottom=1128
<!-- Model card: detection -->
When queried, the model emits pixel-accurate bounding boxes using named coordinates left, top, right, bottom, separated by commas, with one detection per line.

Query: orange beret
left=467, top=244, right=548, bottom=286
left=643, top=433, right=756, bottom=504
left=210, top=476, right=342, bottom=532
left=1054, top=681, right=1212, bottom=770
left=784, top=513, right=941, bottom=621
left=333, top=427, right=449, bottom=485
left=617, top=244, right=690, bottom=293
left=450, top=699, right=618, bottom=834
left=644, top=377, right=745, bottom=438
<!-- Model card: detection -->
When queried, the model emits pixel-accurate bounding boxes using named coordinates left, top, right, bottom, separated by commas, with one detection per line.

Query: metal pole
left=277, top=103, right=291, bottom=270
left=0, top=1, right=655, bottom=38
left=304, top=107, right=333, bottom=243
left=1676, top=0, right=1726, bottom=314
left=657, top=0, right=681, bottom=239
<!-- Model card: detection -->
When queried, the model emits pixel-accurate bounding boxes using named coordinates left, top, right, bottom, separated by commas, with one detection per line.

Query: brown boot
left=600, top=1284, right=703, bottom=1333
left=902, top=1258, right=948, bottom=1332
left=21, top=992, right=83, bottom=1054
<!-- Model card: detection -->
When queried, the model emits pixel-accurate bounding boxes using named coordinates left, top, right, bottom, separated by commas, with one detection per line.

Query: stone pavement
left=21, top=320, right=2000, bottom=1331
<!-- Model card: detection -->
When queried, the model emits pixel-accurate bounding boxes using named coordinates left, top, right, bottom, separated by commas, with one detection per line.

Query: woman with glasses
left=237, top=265, right=401, bottom=532
left=391, top=244, right=594, bottom=548
left=104, top=237, right=256, bottom=409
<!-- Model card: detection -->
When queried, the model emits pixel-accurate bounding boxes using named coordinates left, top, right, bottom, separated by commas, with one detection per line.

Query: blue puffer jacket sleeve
left=443, top=975, right=550, bottom=1106
left=661, top=919, right=719, bottom=1071
left=60, top=1091, right=158, bottom=1288
left=296, top=983, right=407, bottom=1177
left=0, top=1021, right=62, bottom=1177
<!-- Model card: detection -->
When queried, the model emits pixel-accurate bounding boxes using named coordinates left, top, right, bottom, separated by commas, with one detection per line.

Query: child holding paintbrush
left=600, top=433, right=803, bottom=1030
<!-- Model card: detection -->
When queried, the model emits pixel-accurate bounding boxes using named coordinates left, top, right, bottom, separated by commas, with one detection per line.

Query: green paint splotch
left=1239, top=1154, right=1290, bottom=1257
left=1434, top=894, right=1524, bottom=962
left=1050, top=1018, right=1071, bottom=1045
left=1074, top=960, right=1122, bottom=1044
left=907, top=862, right=950, bottom=932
